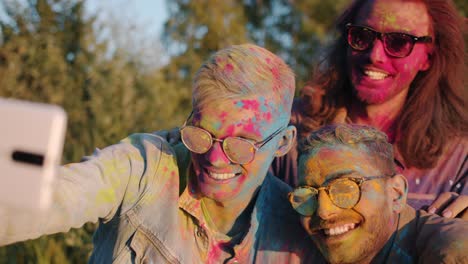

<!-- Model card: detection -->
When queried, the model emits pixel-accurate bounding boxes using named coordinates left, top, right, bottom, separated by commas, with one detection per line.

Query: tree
left=163, top=0, right=467, bottom=91
left=0, top=0, right=187, bottom=262
left=162, top=0, right=251, bottom=107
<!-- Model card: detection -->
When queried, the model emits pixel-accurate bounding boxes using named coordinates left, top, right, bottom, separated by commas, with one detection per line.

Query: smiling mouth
left=363, top=70, right=389, bottom=80
left=322, top=223, right=358, bottom=236
left=207, top=171, right=242, bottom=181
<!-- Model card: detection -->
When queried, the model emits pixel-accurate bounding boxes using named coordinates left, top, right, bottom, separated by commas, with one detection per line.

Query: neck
left=348, top=93, right=407, bottom=143
left=201, top=188, right=259, bottom=235
left=367, top=213, right=401, bottom=264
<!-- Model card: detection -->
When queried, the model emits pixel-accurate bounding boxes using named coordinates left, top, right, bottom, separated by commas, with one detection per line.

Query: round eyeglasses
left=180, top=112, right=285, bottom=164
left=346, top=23, right=432, bottom=58
left=288, top=175, right=393, bottom=216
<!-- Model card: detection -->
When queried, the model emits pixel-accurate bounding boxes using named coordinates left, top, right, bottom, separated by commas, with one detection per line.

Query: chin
left=354, top=87, right=392, bottom=105
left=316, top=242, right=371, bottom=264
left=197, top=181, right=240, bottom=202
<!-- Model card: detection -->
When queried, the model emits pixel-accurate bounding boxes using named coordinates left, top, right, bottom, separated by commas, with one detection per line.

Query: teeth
left=324, top=223, right=356, bottom=236
left=364, top=70, right=388, bottom=80
left=209, top=172, right=237, bottom=180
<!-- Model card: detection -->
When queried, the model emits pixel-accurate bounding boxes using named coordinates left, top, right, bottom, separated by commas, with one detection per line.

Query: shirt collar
left=178, top=172, right=276, bottom=239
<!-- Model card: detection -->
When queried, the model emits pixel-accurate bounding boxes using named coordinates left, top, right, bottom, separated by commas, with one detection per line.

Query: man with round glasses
left=273, top=0, right=467, bottom=220
left=290, top=124, right=467, bottom=264
left=0, top=44, right=323, bottom=262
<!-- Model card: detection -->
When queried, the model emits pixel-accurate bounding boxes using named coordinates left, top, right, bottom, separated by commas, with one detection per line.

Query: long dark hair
left=296, top=0, right=467, bottom=169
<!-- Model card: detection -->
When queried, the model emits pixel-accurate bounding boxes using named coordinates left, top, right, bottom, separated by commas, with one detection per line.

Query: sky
left=85, top=0, right=168, bottom=36
left=85, top=0, right=170, bottom=67
left=0, top=0, right=170, bottom=67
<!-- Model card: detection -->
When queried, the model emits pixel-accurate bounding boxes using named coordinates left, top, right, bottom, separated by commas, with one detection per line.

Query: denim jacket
left=1, top=133, right=323, bottom=263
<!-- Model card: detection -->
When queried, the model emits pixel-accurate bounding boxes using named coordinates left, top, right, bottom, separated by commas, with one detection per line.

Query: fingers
left=440, top=195, right=468, bottom=219
left=428, top=192, right=458, bottom=215
left=460, top=208, right=468, bottom=220
left=428, top=192, right=468, bottom=219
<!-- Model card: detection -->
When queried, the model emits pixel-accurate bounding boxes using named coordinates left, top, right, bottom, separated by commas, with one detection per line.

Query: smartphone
left=0, top=97, right=67, bottom=211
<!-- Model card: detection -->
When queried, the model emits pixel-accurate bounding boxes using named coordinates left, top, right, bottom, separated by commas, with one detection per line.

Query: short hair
left=298, top=124, right=396, bottom=175
left=192, top=44, right=295, bottom=122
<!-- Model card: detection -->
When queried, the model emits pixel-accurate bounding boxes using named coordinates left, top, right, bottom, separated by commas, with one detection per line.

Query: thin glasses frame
left=180, top=111, right=285, bottom=164
left=289, top=174, right=392, bottom=216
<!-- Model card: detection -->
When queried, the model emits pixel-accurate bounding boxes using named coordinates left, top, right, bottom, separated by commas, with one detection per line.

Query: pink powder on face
left=215, top=57, right=224, bottom=64
left=271, top=66, right=280, bottom=80
left=243, top=122, right=260, bottom=136
left=219, top=111, right=228, bottom=120
left=224, top=63, right=234, bottom=74
left=241, top=99, right=260, bottom=111
left=262, top=112, right=272, bottom=122
left=224, top=124, right=236, bottom=137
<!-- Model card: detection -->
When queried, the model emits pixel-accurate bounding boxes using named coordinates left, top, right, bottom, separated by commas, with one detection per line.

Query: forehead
left=356, top=0, right=431, bottom=35
left=194, top=95, right=285, bottom=138
left=298, top=145, right=382, bottom=186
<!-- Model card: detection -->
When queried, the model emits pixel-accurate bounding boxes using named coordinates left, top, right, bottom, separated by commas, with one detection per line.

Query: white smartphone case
left=0, top=97, right=67, bottom=210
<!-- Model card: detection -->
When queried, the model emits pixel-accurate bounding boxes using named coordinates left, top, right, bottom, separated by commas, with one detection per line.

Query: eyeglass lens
left=348, top=26, right=416, bottom=57
left=180, top=126, right=256, bottom=164
left=290, top=179, right=361, bottom=216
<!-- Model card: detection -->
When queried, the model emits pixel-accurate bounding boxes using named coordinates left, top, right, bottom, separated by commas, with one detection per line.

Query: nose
left=204, top=140, right=231, bottom=166
left=368, top=39, right=388, bottom=64
left=316, top=190, right=341, bottom=220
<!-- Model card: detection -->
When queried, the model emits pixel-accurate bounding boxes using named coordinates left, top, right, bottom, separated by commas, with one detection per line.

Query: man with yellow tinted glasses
left=289, top=124, right=467, bottom=264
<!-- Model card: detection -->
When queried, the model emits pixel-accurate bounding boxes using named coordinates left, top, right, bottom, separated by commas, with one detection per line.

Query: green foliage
left=163, top=0, right=467, bottom=92
left=0, top=0, right=189, bottom=262
left=0, top=0, right=466, bottom=262
left=162, top=0, right=251, bottom=100
left=162, top=0, right=351, bottom=93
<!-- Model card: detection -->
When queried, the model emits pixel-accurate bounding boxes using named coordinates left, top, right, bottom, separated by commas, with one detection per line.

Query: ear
left=275, top=125, right=296, bottom=157
left=419, top=50, right=432, bottom=71
left=388, top=174, right=408, bottom=213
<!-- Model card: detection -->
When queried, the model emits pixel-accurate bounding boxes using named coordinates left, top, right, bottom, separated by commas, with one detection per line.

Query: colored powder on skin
left=216, top=57, right=224, bottom=64
left=219, top=111, right=228, bottom=120
left=243, top=122, right=260, bottom=136
left=213, top=121, right=222, bottom=131
left=382, top=13, right=397, bottom=27
left=271, top=66, right=280, bottom=80
left=224, top=124, right=237, bottom=137
left=262, top=112, right=272, bottom=122
left=259, top=97, right=269, bottom=112
left=365, top=182, right=385, bottom=202
left=240, top=99, right=260, bottom=111
left=224, top=63, right=234, bottom=74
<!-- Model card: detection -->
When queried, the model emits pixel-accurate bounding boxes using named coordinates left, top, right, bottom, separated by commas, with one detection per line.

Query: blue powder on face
left=235, top=101, right=244, bottom=108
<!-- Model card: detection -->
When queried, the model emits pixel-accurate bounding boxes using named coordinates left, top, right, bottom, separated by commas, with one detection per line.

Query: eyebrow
left=322, top=170, right=360, bottom=184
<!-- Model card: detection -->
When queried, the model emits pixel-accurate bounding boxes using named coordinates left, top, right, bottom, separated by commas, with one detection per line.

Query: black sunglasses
left=346, top=23, right=432, bottom=58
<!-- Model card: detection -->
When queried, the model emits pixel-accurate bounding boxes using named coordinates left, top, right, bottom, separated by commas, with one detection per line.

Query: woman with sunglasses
left=273, top=0, right=467, bottom=218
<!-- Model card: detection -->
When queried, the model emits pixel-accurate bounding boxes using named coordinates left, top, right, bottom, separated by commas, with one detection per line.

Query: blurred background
left=0, top=0, right=466, bottom=263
